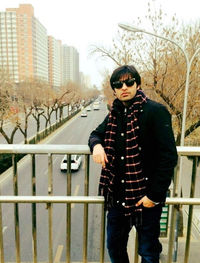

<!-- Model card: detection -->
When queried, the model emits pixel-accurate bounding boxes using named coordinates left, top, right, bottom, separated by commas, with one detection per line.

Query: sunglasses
left=112, top=78, right=136, bottom=89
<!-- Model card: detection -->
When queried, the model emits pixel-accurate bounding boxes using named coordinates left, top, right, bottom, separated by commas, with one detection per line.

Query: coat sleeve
left=146, top=105, right=178, bottom=202
left=88, top=115, right=109, bottom=153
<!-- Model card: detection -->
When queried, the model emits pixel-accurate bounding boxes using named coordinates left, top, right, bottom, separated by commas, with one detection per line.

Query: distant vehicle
left=60, top=154, right=82, bottom=172
left=93, top=101, right=100, bottom=110
left=81, top=110, right=87, bottom=117
left=86, top=106, right=91, bottom=111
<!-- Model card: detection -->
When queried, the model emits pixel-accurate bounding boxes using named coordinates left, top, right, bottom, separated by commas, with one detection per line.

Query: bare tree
left=0, top=69, right=20, bottom=143
left=17, top=78, right=50, bottom=143
left=89, top=0, right=200, bottom=145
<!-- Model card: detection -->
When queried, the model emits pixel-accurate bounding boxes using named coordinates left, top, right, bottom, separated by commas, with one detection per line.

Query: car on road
left=81, top=110, right=87, bottom=117
left=86, top=106, right=91, bottom=111
left=93, top=101, right=100, bottom=110
left=60, top=154, right=82, bottom=172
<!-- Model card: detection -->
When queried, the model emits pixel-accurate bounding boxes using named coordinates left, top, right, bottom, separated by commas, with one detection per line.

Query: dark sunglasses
left=112, top=78, right=135, bottom=89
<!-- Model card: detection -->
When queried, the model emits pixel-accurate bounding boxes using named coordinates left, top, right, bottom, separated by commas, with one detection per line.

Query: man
left=88, top=65, right=178, bottom=263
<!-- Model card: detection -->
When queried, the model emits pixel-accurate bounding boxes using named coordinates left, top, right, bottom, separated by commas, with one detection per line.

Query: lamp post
left=118, top=23, right=200, bottom=147
left=118, top=23, right=200, bottom=263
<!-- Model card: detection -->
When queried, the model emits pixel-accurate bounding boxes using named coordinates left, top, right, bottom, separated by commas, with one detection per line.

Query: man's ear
left=137, top=85, right=141, bottom=90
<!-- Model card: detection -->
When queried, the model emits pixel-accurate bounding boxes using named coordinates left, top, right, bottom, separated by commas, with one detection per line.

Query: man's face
left=114, top=74, right=137, bottom=102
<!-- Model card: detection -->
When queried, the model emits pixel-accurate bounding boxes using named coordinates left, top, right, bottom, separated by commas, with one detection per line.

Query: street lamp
left=118, top=23, right=200, bottom=146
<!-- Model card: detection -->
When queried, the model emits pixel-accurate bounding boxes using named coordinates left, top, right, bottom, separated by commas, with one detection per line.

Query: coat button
left=121, top=156, right=124, bottom=160
left=121, top=133, right=124, bottom=136
left=122, top=202, right=125, bottom=206
left=121, top=180, right=125, bottom=183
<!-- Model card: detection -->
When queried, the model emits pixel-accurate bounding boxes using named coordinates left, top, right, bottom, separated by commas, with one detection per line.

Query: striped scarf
left=99, top=89, right=148, bottom=216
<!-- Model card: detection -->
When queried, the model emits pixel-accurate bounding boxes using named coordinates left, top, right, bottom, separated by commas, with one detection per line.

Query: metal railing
left=0, top=145, right=200, bottom=263
left=0, top=196, right=105, bottom=263
left=0, top=144, right=105, bottom=263
left=167, top=147, right=200, bottom=263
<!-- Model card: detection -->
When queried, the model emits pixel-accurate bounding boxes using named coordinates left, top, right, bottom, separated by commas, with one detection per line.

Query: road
left=0, top=102, right=109, bottom=262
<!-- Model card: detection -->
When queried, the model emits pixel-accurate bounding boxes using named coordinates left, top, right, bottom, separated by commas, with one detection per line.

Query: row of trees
left=90, top=0, right=200, bottom=145
left=0, top=69, right=99, bottom=144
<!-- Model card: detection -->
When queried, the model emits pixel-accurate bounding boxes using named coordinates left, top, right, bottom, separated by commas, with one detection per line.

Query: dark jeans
left=107, top=205, right=163, bottom=263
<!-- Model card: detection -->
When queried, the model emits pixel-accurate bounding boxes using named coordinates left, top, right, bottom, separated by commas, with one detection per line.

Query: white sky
left=0, top=0, right=200, bottom=87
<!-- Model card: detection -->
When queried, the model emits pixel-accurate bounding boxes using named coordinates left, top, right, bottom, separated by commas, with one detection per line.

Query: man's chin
left=120, top=97, right=132, bottom=101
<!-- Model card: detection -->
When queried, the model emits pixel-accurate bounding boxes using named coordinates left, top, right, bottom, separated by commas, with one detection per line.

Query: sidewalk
left=160, top=236, right=200, bottom=263
left=127, top=225, right=200, bottom=263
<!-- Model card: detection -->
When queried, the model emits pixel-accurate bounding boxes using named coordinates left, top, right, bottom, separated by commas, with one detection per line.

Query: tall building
left=62, top=45, right=79, bottom=84
left=0, top=4, right=48, bottom=82
left=61, top=45, right=68, bottom=85
left=48, top=36, right=62, bottom=88
left=0, top=4, right=80, bottom=88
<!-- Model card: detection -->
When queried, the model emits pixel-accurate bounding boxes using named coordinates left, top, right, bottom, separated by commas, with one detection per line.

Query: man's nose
left=121, top=83, right=127, bottom=89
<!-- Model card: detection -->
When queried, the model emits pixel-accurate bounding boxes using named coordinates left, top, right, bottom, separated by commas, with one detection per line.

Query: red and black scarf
left=99, top=89, right=148, bottom=216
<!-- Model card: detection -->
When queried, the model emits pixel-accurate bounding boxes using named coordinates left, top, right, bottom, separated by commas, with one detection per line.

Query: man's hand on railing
left=92, top=144, right=108, bottom=168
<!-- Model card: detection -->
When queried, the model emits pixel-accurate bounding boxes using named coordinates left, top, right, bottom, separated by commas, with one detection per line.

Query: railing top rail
left=177, top=146, right=200, bottom=156
left=0, top=195, right=105, bottom=204
left=0, top=144, right=91, bottom=154
left=0, top=144, right=200, bottom=156
left=166, top=197, right=200, bottom=205
left=0, top=196, right=199, bottom=205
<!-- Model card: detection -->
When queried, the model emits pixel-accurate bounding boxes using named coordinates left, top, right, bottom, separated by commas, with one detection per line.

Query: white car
left=86, top=106, right=92, bottom=111
left=81, top=110, right=87, bottom=117
left=93, top=102, right=100, bottom=110
left=60, top=155, right=82, bottom=172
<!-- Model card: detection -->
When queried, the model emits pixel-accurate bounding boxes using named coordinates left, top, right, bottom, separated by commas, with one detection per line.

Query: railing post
left=167, top=204, right=179, bottom=263
left=12, top=154, right=21, bottom=263
left=0, top=188, right=4, bottom=263
left=48, top=153, right=53, bottom=263
left=83, top=154, right=90, bottom=263
left=66, top=154, right=71, bottom=263
left=100, top=202, right=106, bottom=263
left=184, top=156, right=198, bottom=263
left=172, top=157, right=183, bottom=261
left=134, top=232, right=139, bottom=263
left=31, top=154, right=37, bottom=263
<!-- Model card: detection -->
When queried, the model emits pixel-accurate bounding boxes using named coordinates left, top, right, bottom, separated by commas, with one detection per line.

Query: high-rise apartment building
left=0, top=10, right=18, bottom=82
left=0, top=4, right=80, bottom=88
left=0, top=4, right=48, bottom=82
left=48, top=36, right=62, bottom=88
left=62, top=45, right=79, bottom=84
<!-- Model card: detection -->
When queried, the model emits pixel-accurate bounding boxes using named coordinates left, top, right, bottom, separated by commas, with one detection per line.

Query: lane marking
left=3, top=226, right=8, bottom=233
left=71, top=184, right=80, bottom=208
left=54, top=245, right=63, bottom=263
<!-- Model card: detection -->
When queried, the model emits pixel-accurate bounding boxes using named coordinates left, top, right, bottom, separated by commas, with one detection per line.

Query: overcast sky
left=0, top=0, right=199, bottom=87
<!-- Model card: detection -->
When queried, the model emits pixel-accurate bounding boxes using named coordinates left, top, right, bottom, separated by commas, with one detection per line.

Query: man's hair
left=110, top=65, right=141, bottom=90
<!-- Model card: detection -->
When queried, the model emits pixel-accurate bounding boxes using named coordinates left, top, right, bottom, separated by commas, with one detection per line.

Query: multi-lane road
left=0, top=102, right=109, bottom=262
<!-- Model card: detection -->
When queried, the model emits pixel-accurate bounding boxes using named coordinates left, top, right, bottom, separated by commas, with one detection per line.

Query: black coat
left=88, top=98, right=178, bottom=203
